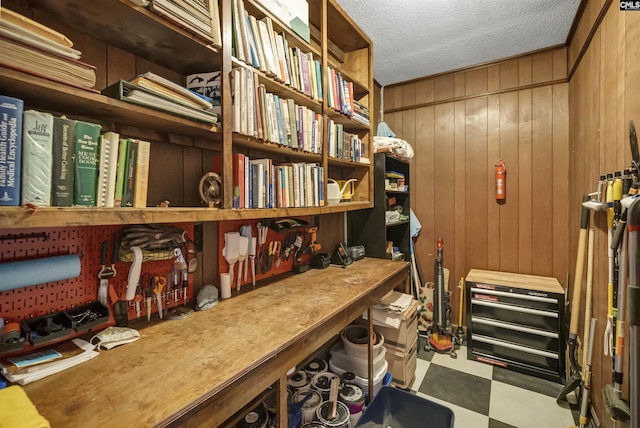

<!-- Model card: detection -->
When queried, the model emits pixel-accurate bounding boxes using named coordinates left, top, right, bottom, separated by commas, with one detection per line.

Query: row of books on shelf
left=232, top=0, right=323, bottom=103
left=0, top=7, right=96, bottom=91
left=352, top=100, right=370, bottom=126
left=0, top=95, right=150, bottom=208
left=146, top=0, right=222, bottom=47
left=327, top=118, right=367, bottom=163
left=215, top=154, right=324, bottom=209
left=232, top=67, right=322, bottom=154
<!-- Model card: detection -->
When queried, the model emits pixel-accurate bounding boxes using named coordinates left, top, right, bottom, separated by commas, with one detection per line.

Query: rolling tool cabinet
left=465, top=269, right=565, bottom=382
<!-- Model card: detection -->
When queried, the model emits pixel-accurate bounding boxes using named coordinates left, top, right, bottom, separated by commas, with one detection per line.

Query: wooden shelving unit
left=0, top=0, right=373, bottom=227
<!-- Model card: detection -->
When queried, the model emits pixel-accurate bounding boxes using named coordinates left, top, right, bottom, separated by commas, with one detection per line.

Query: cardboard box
left=255, top=0, right=309, bottom=43
left=374, top=299, right=418, bottom=349
left=385, top=335, right=417, bottom=389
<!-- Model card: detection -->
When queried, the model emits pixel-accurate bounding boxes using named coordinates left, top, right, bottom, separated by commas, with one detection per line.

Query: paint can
left=311, top=371, right=340, bottom=400
left=292, top=389, right=323, bottom=425
left=235, top=404, right=268, bottom=428
left=303, top=357, right=328, bottom=377
left=287, top=370, right=311, bottom=391
left=300, top=423, right=328, bottom=428
left=316, top=401, right=350, bottom=428
left=338, top=383, right=365, bottom=426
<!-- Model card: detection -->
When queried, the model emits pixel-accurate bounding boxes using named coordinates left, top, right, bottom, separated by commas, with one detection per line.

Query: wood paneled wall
left=381, top=48, right=570, bottom=327
left=568, top=1, right=639, bottom=426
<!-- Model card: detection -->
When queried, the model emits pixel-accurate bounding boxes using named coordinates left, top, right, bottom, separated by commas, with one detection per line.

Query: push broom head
left=602, top=383, right=630, bottom=422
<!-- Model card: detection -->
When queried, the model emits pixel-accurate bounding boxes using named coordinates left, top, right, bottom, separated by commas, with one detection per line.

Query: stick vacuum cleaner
left=424, top=237, right=461, bottom=357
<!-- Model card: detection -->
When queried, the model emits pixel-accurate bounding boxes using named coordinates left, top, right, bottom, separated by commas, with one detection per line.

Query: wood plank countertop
left=466, top=269, right=564, bottom=294
left=23, top=258, right=409, bottom=428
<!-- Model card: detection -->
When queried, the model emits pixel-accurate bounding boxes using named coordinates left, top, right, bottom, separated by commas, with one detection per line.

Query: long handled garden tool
left=605, top=178, right=615, bottom=357
left=557, top=194, right=590, bottom=404
left=627, top=195, right=640, bottom=428
left=602, top=214, right=631, bottom=422
left=574, top=318, right=596, bottom=428
left=626, top=121, right=640, bottom=428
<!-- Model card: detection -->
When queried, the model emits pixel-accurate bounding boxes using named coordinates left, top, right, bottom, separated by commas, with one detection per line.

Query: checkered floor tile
left=406, top=337, right=577, bottom=428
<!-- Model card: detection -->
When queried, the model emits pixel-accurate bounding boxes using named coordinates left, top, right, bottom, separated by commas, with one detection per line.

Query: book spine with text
left=52, top=116, right=76, bottom=206
left=73, top=120, right=102, bottom=206
left=0, top=95, right=24, bottom=206
left=22, top=110, right=54, bottom=206
left=133, top=139, right=150, bottom=208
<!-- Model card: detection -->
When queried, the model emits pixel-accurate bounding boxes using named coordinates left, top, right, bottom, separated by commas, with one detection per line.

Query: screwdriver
left=153, top=275, right=166, bottom=319
left=173, top=264, right=180, bottom=306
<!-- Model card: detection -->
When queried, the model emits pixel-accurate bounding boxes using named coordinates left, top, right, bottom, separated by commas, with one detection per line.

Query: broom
left=376, top=86, right=396, bottom=138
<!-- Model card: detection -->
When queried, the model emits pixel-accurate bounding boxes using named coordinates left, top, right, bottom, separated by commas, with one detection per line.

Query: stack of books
left=0, top=7, right=96, bottom=91
left=352, top=100, right=370, bottom=126
left=231, top=0, right=322, bottom=102
left=102, top=71, right=219, bottom=125
left=148, top=0, right=221, bottom=47
left=0, top=94, right=151, bottom=208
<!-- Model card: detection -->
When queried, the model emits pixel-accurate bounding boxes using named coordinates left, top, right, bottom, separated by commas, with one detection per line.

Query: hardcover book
left=21, top=110, right=54, bottom=206
left=52, top=116, right=77, bottom=206
left=73, top=120, right=101, bottom=206
left=133, top=139, right=151, bottom=208
left=0, top=95, right=23, bottom=206
left=113, top=138, right=130, bottom=207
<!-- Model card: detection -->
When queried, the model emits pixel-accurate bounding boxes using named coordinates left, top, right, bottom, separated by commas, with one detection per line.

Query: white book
left=97, top=131, right=120, bottom=208
left=239, top=67, right=248, bottom=135
left=275, top=33, right=289, bottom=84
left=257, top=19, right=279, bottom=76
left=237, top=0, right=252, bottom=66
left=249, top=15, right=267, bottom=73
left=231, top=0, right=245, bottom=61
left=232, top=68, right=241, bottom=132
left=246, top=70, right=255, bottom=137
left=21, top=110, right=54, bottom=206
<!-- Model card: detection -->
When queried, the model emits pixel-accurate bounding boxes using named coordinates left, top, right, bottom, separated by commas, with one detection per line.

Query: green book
left=122, top=138, right=138, bottom=208
left=73, top=120, right=101, bottom=206
left=52, top=116, right=77, bottom=206
left=113, top=138, right=129, bottom=207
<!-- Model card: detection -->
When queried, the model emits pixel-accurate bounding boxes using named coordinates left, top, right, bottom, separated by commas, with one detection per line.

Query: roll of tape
left=2, top=322, right=21, bottom=344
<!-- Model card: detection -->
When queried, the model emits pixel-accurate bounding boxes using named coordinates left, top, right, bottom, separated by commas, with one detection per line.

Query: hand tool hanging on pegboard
left=97, top=240, right=117, bottom=306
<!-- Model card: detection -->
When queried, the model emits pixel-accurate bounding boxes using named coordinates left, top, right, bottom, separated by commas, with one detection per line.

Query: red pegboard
left=218, top=217, right=313, bottom=291
left=0, top=223, right=194, bottom=324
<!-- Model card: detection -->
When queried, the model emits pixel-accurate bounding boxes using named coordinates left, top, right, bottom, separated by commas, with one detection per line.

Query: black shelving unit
left=348, top=152, right=411, bottom=260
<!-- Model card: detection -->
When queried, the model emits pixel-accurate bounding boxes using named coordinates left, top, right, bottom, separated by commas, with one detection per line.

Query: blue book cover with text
left=0, top=95, right=24, bottom=206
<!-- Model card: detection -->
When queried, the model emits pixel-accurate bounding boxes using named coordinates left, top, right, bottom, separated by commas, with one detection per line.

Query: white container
left=329, top=359, right=388, bottom=398
left=340, top=325, right=384, bottom=359
left=330, top=341, right=386, bottom=379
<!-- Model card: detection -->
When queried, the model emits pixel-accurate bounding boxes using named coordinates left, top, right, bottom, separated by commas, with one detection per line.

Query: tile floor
left=408, top=337, right=577, bottom=428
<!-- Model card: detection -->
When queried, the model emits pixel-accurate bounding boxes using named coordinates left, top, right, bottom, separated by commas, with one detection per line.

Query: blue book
left=0, top=95, right=24, bottom=206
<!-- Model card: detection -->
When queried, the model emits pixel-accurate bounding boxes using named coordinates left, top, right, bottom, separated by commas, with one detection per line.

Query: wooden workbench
left=23, top=258, right=409, bottom=427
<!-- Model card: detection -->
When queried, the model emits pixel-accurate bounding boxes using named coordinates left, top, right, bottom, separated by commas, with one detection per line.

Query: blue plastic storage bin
left=355, top=386, right=455, bottom=428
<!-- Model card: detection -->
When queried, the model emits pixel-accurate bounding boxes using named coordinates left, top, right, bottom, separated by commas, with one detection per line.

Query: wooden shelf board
left=31, top=0, right=221, bottom=74
left=328, top=157, right=372, bottom=168
left=232, top=134, right=323, bottom=161
left=0, top=67, right=221, bottom=141
left=0, top=203, right=373, bottom=229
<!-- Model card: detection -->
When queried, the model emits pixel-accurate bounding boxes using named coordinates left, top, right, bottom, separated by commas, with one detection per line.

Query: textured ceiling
left=335, top=0, right=581, bottom=86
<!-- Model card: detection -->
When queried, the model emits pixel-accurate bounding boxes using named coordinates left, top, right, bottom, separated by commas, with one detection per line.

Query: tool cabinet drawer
left=470, top=299, right=559, bottom=332
left=471, top=316, right=560, bottom=351
left=469, top=286, right=560, bottom=311
left=465, top=269, right=565, bottom=383
left=470, top=335, right=560, bottom=378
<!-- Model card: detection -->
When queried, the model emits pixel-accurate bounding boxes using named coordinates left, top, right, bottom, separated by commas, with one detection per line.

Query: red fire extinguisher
left=495, top=159, right=506, bottom=200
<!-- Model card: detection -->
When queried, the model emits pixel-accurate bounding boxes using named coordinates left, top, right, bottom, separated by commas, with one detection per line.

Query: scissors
left=264, top=241, right=280, bottom=273
left=152, top=275, right=167, bottom=319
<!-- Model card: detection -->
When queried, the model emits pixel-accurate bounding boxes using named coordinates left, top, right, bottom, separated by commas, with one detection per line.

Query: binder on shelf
left=102, top=80, right=219, bottom=125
